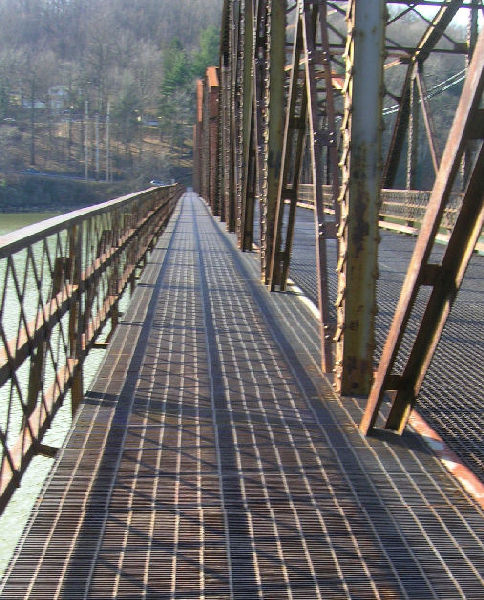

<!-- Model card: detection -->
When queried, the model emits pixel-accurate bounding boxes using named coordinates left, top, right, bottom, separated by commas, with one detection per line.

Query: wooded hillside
left=0, top=0, right=222, bottom=187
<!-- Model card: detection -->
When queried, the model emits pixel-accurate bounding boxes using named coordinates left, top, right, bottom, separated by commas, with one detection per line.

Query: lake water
left=0, top=212, right=107, bottom=577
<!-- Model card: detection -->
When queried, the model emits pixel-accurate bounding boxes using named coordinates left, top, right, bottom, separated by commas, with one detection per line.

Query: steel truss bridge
left=193, top=0, right=484, bottom=435
left=1, top=1, right=484, bottom=598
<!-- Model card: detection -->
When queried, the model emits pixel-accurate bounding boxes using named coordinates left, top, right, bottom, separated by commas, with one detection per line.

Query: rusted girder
left=335, top=0, right=385, bottom=395
left=239, top=0, right=256, bottom=251
left=269, top=1, right=340, bottom=372
left=360, top=28, right=484, bottom=435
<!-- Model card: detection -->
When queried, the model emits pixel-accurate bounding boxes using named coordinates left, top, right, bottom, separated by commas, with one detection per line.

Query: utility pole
left=84, top=100, right=89, bottom=181
left=105, top=102, right=110, bottom=182
left=95, top=112, right=100, bottom=180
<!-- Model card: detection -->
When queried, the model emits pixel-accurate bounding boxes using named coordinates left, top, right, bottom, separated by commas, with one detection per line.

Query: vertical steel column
left=201, top=78, right=210, bottom=202
left=252, top=0, right=269, bottom=257
left=335, top=0, right=385, bottom=395
left=207, top=67, right=220, bottom=214
left=406, top=66, right=420, bottom=192
left=260, top=0, right=286, bottom=284
left=69, top=224, right=84, bottom=414
left=218, top=1, right=233, bottom=225
left=194, top=79, right=203, bottom=195
left=239, top=0, right=255, bottom=251
left=227, top=0, right=238, bottom=232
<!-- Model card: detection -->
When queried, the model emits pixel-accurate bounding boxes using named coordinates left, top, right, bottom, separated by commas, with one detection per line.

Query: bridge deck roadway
left=2, top=193, right=483, bottom=599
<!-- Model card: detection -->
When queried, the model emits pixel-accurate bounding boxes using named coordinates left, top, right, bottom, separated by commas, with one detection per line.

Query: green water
left=0, top=212, right=59, bottom=236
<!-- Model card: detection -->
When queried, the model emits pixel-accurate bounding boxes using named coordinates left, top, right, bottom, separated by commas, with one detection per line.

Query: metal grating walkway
left=285, top=207, right=484, bottom=480
left=1, top=193, right=483, bottom=599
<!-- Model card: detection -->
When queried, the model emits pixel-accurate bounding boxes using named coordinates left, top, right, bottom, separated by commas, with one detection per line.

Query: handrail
left=297, top=183, right=462, bottom=230
left=297, top=183, right=484, bottom=250
left=0, top=183, right=183, bottom=514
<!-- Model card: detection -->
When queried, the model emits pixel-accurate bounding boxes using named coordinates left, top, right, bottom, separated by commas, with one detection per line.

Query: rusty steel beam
left=218, top=1, right=235, bottom=227
left=270, top=10, right=306, bottom=292
left=335, top=0, right=385, bottom=395
left=206, top=67, right=220, bottom=214
left=301, top=0, right=336, bottom=372
left=269, top=1, right=340, bottom=372
left=360, top=29, right=484, bottom=434
left=239, top=0, right=256, bottom=251
left=260, top=0, right=286, bottom=284
left=193, top=79, right=204, bottom=195
left=406, top=66, right=420, bottom=192
left=415, top=67, right=441, bottom=175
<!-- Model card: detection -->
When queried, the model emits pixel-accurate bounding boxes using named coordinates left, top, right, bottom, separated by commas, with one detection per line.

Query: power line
left=382, top=68, right=466, bottom=115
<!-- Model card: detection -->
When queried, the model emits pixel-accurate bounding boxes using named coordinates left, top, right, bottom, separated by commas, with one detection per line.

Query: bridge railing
left=298, top=184, right=463, bottom=233
left=0, top=183, right=183, bottom=513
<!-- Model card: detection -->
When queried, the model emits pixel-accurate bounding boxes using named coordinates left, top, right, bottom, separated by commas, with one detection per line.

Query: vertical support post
left=406, top=66, right=419, bottom=192
left=239, top=0, right=255, bottom=251
left=105, top=101, right=110, bottom=182
left=217, top=65, right=228, bottom=223
left=463, top=5, right=479, bottom=187
left=69, top=225, right=84, bottom=415
left=95, top=112, right=100, bottom=180
left=208, top=68, right=220, bottom=214
left=219, top=51, right=232, bottom=224
left=335, top=0, right=385, bottom=395
left=84, top=100, right=89, bottom=181
left=261, top=0, right=285, bottom=284
left=227, top=0, right=237, bottom=232
left=194, top=79, right=204, bottom=195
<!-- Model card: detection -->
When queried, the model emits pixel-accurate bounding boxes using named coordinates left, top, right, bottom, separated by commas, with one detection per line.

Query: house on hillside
left=48, top=86, right=68, bottom=113
left=21, top=99, right=46, bottom=110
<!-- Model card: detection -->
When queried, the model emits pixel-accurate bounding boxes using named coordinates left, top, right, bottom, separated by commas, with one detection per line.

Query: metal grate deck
left=1, top=193, right=483, bottom=599
left=287, top=206, right=484, bottom=481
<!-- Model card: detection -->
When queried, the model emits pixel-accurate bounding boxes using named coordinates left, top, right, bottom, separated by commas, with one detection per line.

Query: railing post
left=26, top=256, right=71, bottom=425
left=69, top=225, right=84, bottom=415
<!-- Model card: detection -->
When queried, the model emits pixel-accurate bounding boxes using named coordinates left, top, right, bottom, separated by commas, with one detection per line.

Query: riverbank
left=0, top=174, right=143, bottom=213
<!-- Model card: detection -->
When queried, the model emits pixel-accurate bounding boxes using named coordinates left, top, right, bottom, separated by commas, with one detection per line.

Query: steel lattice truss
left=193, top=0, right=484, bottom=434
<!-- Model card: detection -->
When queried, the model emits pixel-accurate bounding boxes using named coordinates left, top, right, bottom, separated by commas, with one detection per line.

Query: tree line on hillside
left=0, top=0, right=222, bottom=182
left=0, top=1, right=471, bottom=192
